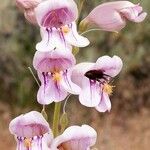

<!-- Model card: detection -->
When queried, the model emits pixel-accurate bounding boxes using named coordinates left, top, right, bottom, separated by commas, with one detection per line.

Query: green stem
left=52, top=102, right=61, bottom=137
left=80, top=28, right=118, bottom=35
left=77, top=0, right=86, bottom=24
left=79, top=0, right=86, bottom=15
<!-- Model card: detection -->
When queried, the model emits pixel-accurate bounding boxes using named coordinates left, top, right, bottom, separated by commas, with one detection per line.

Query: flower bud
left=84, top=1, right=147, bottom=32
left=24, top=8, right=38, bottom=24
left=16, top=0, right=41, bottom=11
left=16, top=0, right=41, bottom=24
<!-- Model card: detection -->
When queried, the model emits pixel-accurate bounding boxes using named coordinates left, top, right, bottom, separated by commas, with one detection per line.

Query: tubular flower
left=10, top=112, right=97, bottom=150
left=51, top=125, right=97, bottom=150
left=33, top=50, right=80, bottom=105
left=71, top=56, right=123, bottom=112
left=16, top=0, right=41, bottom=24
left=84, top=1, right=147, bottom=32
left=35, top=0, right=89, bottom=52
left=9, top=111, right=53, bottom=150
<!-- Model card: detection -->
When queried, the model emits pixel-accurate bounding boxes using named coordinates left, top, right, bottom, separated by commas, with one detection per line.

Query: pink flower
left=9, top=111, right=53, bottom=150
left=71, top=56, right=123, bottom=112
left=84, top=1, right=147, bottom=32
left=35, top=0, right=78, bottom=28
left=35, top=0, right=89, bottom=52
left=16, top=0, right=41, bottom=10
left=16, top=0, right=41, bottom=24
left=10, top=111, right=97, bottom=150
left=33, top=50, right=80, bottom=105
left=36, top=22, right=89, bottom=52
left=51, top=125, right=97, bottom=149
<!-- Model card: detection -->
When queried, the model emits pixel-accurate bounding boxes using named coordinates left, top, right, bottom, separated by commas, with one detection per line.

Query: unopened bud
left=16, top=0, right=41, bottom=11
left=16, top=0, right=41, bottom=24
left=24, top=9, right=38, bottom=24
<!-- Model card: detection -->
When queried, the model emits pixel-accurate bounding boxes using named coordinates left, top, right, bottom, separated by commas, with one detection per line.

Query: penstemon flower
left=71, top=56, right=123, bottom=112
left=35, top=0, right=89, bottom=52
left=83, top=1, right=147, bottom=32
left=50, top=125, right=97, bottom=149
left=9, top=111, right=97, bottom=150
left=9, top=111, right=53, bottom=150
left=33, top=50, right=80, bottom=105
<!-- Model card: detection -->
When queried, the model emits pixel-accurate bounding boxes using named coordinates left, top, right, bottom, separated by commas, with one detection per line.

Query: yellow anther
left=103, top=83, right=115, bottom=95
left=53, top=72, right=62, bottom=82
left=24, top=138, right=32, bottom=148
left=62, top=26, right=70, bottom=34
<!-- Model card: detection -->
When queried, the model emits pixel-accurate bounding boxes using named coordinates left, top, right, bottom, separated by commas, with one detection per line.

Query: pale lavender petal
left=35, top=0, right=78, bottom=28
left=79, top=78, right=100, bottom=107
left=15, top=129, right=52, bottom=150
left=133, top=12, right=147, bottom=22
left=16, top=0, right=41, bottom=24
left=94, top=55, right=123, bottom=77
left=16, top=134, right=51, bottom=150
left=16, top=0, right=41, bottom=11
left=37, top=74, right=68, bottom=105
left=61, top=69, right=81, bottom=95
left=120, top=5, right=147, bottom=23
left=96, top=92, right=111, bottom=112
left=24, top=8, right=37, bottom=24
left=36, top=28, right=71, bottom=52
left=33, top=50, right=75, bottom=73
left=71, top=62, right=95, bottom=87
left=9, top=111, right=51, bottom=138
left=71, top=63, right=101, bottom=107
left=51, top=125, right=97, bottom=149
left=15, top=138, right=26, bottom=150
left=65, top=22, right=90, bottom=47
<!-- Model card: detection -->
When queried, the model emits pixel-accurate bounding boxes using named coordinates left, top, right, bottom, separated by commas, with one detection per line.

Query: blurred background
left=0, top=0, right=149, bottom=149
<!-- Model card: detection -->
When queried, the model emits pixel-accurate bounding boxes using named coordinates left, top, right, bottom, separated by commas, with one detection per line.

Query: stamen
left=103, top=83, right=115, bottom=95
left=24, top=138, right=32, bottom=148
left=52, top=72, right=62, bottom=82
left=62, top=26, right=70, bottom=34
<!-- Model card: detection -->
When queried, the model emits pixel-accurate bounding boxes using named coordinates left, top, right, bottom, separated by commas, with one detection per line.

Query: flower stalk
left=53, top=102, right=61, bottom=137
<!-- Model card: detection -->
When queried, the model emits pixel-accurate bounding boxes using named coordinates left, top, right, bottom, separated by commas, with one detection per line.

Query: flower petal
left=16, top=135, right=51, bottom=150
left=71, top=63, right=101, bottom=107
left=95, top=92, right=111, bottom=112
left=71, top=62, right=95, bottom=87
left=35, top=0, right=78, bottom=28
left=36, top=28, right=71, bottom=52
left=16, top=0, right=41, bottom=11
left=33, top=50, right=75, bottom=73
left=24, top=8, right=37, bottom=24
left=51, top=125, right=97, bottom=150
left=65, top=22, right=90, bottom=47
left=79, top=78, right=100, bottom=107
left=9, top=111, right=51, bottom=138
left=119, top=5, right=147, bottom=23
left=37, top=74, right=68, bottom=105
left=61, top=69, right=81, bottom=95
left=94, top=55, right=123, bottom=77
